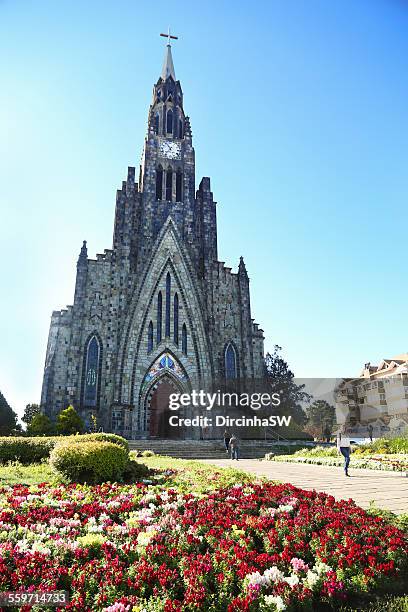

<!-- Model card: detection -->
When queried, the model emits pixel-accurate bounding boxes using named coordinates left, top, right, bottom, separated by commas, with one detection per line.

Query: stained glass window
left=225, top=344, right=237, bottom=379
left=165, top=273, right=171, bottom=337
left=157, top=292, right=162, bottom=343
left=84, top=336, right=100, bottom=406
left=182, top=323, right=187, bottom=355
left=174, top=293, right=179, bottom=345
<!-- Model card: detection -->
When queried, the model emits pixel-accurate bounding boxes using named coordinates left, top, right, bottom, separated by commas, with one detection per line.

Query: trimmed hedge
left=0, top=433, right=129, bottom=464
left=49, top=440, right=129, bottom=483
left=0, top=438, right=55, bottom=464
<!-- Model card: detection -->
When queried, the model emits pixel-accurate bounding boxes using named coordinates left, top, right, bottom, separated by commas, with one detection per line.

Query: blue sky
left=1, top=0, right=407, bottom=418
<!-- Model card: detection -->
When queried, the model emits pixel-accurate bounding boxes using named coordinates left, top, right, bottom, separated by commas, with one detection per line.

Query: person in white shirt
left=337, top=426, right=352, bottom=477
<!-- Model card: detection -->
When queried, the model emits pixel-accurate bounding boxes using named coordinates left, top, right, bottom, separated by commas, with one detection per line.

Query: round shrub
left=49, top=440, right=128, bottom=483
left=141, top=449, right=155, bottom=457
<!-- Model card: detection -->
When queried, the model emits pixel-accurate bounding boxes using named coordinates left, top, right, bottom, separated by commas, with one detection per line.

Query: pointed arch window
left=178, top=119, right=183, bottom=138
left=165, top=273, right=171, bottom=337
left=166, top=168, right=173, bottom=201
left=225, top=343, right=237, bottom=379
left=176, top=169, right=182, bottom=202
left=147, top=321, right=154, bottom=353
left=156, top=165, right=163, bottom=201
left=182, top=323, right=187, bottom=355
left=154, top=113, right=160, bottom=135
left=174, top=293, right=179, bottom=345
left=157, top=292, right=162, bottom=343
left=166, top=109, right=173, bottom=134
left=83, top=335, right=101, bottom=407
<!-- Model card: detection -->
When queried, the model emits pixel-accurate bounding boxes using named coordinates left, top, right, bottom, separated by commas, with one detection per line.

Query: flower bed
left=0, top=476, right=407, bottom=611
left=264, top=454, right=408, bottom=473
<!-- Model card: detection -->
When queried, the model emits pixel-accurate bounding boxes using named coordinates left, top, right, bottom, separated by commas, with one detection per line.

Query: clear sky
left=1, top=0, right=407, bottom=419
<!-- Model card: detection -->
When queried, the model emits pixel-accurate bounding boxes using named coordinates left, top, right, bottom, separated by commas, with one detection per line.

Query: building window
left=157, top=292, right=162, bottom=343
left=176, top=169, right=182, bottom=202
left=166, top=109, right=173, bottom=134
left=225, top=343, right=237, bottom=379
left=174, top=293, right=179, bottom=345
left=165, top=272, right=171, bottom=337
left=84, top=335, right=100, bottom=407
left=147, top=321, right=153, bottom=353
left=166, top=168, right=173, bottom=201
left=178, top=119, right=183, bottom=138
left=182, top=323, right=187, bottom=355
left=156, top=165, right=163, bottom=200
left=111, top=408, right=123, bottom=431
left=154, top=113, right=160, bottom=134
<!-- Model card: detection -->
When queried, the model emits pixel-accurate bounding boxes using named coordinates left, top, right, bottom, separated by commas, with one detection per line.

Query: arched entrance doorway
left=147, top=376, right=183, bottom=438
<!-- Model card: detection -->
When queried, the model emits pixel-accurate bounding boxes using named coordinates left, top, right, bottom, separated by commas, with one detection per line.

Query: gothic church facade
left=41, top=43, right=265, bottom=439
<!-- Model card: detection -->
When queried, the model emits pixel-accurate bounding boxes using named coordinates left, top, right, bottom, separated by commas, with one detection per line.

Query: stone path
left=202, top=459, right=408, bottom=514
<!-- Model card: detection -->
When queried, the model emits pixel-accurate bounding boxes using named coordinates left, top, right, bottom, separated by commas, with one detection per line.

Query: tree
left=22, top=403, right=41, bottom=426
left=0, top=390, right=19, bottom=435
left=56, top=405, right=84, bottom=435
left=264, top=346, right=311, bottom=427
left=27, top=413, right=55, bottom=436
left=305, top=400, right=336, bottom=440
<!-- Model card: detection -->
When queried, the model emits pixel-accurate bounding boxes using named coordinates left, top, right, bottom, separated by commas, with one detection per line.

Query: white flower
left=283, top=574, right=299, bottom=587
left=246, top=571, right=268, bottom=588
left=314, top=561, right=331, bottom=575
left=304, top=570, right=319, bottom=588
left=264, top=566, right=284, bottom=583
left=264, top=594, right=286, bottom=610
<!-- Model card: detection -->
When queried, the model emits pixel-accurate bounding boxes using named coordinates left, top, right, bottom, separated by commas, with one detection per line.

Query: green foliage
left=50, top=440, right=128, bottom=483
left=354, top=435, right=408, bottom=456
left=305, top=399, right=336, bottom=439
left=22, top=403, right=40, bottom=425
left=292, top=445, right=338, bottom=457
left=0, top=437, right=55, bottom=464
left=0, top=390, right=19, bottom=435
left=366, top=503, right=408, bottom=533
left=264, top=345, right=311, bottom=427
left=142, top=449, right=155, bottom=457
left=56, top=406, right=84, bottom=435
left=0, top=433, right=129, bottom=464
left=122, top=457, right=152, bottom=482
left=27, top=413, right=55, bottom=436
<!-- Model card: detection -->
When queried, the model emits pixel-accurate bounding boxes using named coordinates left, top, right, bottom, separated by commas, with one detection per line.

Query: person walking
left=337, top=426, right=352, bottom=476
left=229, top=435, right=239, bottom=461
left=223, top=430, right=231, bottom=453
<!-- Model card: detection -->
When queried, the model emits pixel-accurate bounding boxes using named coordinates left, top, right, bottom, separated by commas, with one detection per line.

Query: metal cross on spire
left=160, top=27, right=178, bottom=46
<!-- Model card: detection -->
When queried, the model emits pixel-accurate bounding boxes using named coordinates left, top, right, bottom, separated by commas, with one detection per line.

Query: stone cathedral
left=41, top=42, right=265, bottom=439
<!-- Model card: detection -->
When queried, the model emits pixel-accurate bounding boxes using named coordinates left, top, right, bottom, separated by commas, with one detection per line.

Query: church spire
left=160, top=28, right=178, bottom=81
left=162, top=44, right=176, bottom=80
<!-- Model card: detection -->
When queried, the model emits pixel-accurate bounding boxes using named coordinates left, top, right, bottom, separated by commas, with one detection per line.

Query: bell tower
left=139, top=32, right=196, bottom=249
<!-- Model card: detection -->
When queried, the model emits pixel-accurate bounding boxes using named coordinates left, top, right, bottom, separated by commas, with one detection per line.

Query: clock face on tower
left=159, top=139, right=181, bottom=160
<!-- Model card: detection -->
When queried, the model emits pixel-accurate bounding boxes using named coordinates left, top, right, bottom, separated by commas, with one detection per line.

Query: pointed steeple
left=238, top=256, right=248, bottom=277
left=77, top=240, right=88, bottom=266
left=161, top=43, right=176, bottom=80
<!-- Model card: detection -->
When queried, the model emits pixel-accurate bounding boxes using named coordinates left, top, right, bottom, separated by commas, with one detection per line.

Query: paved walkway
left=202, top=459, right=408, bottom=514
